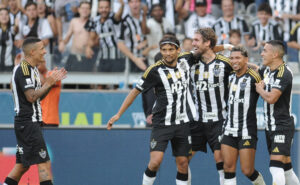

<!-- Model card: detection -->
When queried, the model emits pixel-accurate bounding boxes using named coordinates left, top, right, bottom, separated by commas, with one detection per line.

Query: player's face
left=257, top=11, right=270, bottom=25
left=128, top=0, right=141, bottom=15
left=261, top=44, right=274, bottom=66
left=0, top=9, right=9, bottom=25
left=160, top=44, right=180, bottom=66
left=79, top=3, right=91, bottom=19
left=221, top=0, right=234, bottom=17
left=25, top=5, right=38, bottom=20
left=33, top=41, right=47, bottom=64
left=195, top=5, right=206, bottom=17
left=98, top=1, right=110, bottom=18
left=230, top=51, right=248, bottom=73
left=192, top=33, right=209, bottom=57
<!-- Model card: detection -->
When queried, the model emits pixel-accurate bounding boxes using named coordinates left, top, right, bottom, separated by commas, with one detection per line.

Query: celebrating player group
left=107, top=27, right=299, bottom=185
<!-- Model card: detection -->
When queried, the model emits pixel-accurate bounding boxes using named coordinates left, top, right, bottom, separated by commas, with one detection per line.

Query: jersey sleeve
left=118, top=20, right=127, bottom=42
left=15, top=65, right=34, bottom=92
left=84, top=18, right=95, bottom=32
left=272, top=67, right=292, bottom=92
left=178, top=52, right=194, bottom=67
left=135, top=65, right=158, bottom=92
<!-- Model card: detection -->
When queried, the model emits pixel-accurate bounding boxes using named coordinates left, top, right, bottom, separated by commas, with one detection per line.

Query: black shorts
left=150, top=123, right=192, bottom=157
left=265, top=127, right=295, bottom=156
left=221, top=135, right=257, bottom=150
left=15, top=122, right=50, bottom=167
left=189, top=120, right=223, bottom=153
left=98, top=59, right=125, bottom=72
left=65, top=54, right=95, bottom=72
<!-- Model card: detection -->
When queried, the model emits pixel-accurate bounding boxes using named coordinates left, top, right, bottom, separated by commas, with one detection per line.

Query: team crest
left=39, top=149, right=47, bottom=159
left=240, top=79, right=247, bottom=90
left=179, top=60, right=187, bottom=72
left=213, top=64, right=221, bottom=77
left=150, top=139, right=157, bottom=149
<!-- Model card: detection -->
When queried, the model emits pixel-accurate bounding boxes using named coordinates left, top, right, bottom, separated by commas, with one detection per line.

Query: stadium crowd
left=0, top=0, right=300, bottom=77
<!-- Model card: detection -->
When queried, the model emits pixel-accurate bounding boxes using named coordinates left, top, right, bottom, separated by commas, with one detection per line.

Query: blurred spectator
left=141, top=3, right=174, bottom=65
left=37, top=0, right=57, bottom=37
left=212, top=0, right=250, bottom=44
left=0, top=8, right=18, bottom=71
left=181, top=37, right=193, bottom=52
left=59, top=1, right=93, bottom=72
left=14, top=2, right=53, bottom=49
left=248, top=3, right=282, bottom=50
left=177, top=0, right=216, bottom=39
left=85, top=0, right=125, bottom=72
left=55, top=0, right=83, bottom=42
left=229, top=29, right=241, bottom=46
left=8, top=0, right=23, bottom=26
left=288, top=23, right=300, bottom=62
left=118, top=0, right=147, bottom=72
left=146, top=0, right=176, bottom=27
left=38, top=59, right=61, bottom=127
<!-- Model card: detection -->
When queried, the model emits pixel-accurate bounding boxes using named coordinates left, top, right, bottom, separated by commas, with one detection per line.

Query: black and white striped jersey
left=85, top=13, right=122, bottom=59
left=250, top=19, right=283, bottom=43
left=11, top=60, right=42, bottom=123
left=191, top=54, right=232, bottom=123
left=289, top=23, right=300, bottom=43
left=0, top=26, right=15, bottom=70
left=135, top=52, right=198, bottom=126
left=269, top=0, right=300, bottom=41
left=259, top=63, right=294, bottom=131
left=212, top=16, right=250, bottom=44
left=118, top=12, right=145, bottom=58
left=223, top=68, right=261, bottom=137
left=9, top=11, right=23, bottom=26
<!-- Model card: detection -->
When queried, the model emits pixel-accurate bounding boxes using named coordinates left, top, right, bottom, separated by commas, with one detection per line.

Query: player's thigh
left=221, top=135, right=239, bottom=171
left=149, top=126, right=173, bottom=153
left=148, top=151, right=165, bottom=168
left=189, top=121, right=207, bottom=153
left=239, top=148, right=256, bottom=175
left=266, top=129, right=294, bottom=158
left=171, top=124, right=192, bottom=157
left=207, top=121, right=223, bottom=152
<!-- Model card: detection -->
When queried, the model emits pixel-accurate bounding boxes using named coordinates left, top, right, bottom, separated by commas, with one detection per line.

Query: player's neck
left=201, top=50, right=216, bottom=64
left=24, top=57, right=36, bottom=67
left=236, top=67, right=247, bottom=77
left=269, top=59, right=284, bottom=71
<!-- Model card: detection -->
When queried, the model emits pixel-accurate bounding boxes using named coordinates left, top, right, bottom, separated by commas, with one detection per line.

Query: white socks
left=270, top=167, right=285, bottom=185
left=285, top=169, right=300, bottom=185
left=142, top=173, right=156, bottom=185
left=176, top=179, right=188, bottom=185
left=224, top=177, right=236, bottom=185
left=187, top=166, right=191, bottom=185
left=251, top=172, right=266, bottom=185
left=218, top=169, right=225, bottom=185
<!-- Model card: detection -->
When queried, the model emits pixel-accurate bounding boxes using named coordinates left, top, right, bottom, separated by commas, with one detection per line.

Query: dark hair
left=98, top=0, right=111, bottom=5
left=258, top=3, right=272, bottom=16
left=22, top=37, right=41, bottom=53
left=150, top=3, right=163, bottom=13
left=25, top=1, right=37, bottom=9
left=266, top=40, right=285, bottom=57
left=229, top=29, right=241, bottom=38
left=194, top=27, right=217, bottom=49
left=0, top=8, right=11, bottom=28
left=159, top=35, right=180, bottom=49
left=231, top=46, right=248, bottom=57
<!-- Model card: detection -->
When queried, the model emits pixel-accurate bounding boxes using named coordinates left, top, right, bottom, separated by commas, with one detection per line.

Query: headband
left=160, top=41, right=179, bottom=48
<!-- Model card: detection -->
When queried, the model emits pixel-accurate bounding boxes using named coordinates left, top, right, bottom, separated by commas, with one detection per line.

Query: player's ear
left=177, top=47, right=181, bottom=54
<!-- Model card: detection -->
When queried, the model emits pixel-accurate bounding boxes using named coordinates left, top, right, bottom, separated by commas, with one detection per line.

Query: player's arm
left=24, top=68, right=67, bottom=102
left=213, top=44, right=233, bottom=53
left=255, top=81, right=282, bottom=104
left=107, top=88, right=141, bottom=130
left=113, top=0, right=124, bottom=22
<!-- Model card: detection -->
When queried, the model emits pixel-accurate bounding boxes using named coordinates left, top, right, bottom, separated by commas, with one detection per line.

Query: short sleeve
left=84, top=19, right=95, bottom=32
left=135, top=66, right=158, bottom=92
left=272, top=69, right=292, bottom=92
left=15, top=65, right=34, bottom=92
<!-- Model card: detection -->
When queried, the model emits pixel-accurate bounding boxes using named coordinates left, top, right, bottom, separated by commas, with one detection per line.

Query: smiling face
left=221, top=0, right=234, bottom=18
left=0, top=9, right=9, bottom=25
left=230, top=51, right=248, bottom=73
left=128, top=0, right=141, bottom=16
left=98, top=1, right=110, bottom=19
left=192, top=33, right=209, bottom=57
left=160, top=44, right=180, bottom=66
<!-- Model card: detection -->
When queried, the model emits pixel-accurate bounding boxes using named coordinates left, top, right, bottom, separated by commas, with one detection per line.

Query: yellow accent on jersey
left=248, top=68, right=261, bottom=83
left=178, top=51, right=191, bottom=57
left=277, top=64, right=285, bottom=78
left=143, top=61, right=163, bottom=79
left=272, top=147, right=280, bottom=153
left=290, top=23, right=300, bottom=35
left=21, top=61, right=29, bottom=76
left=216, top=54, right=231, bottom=66
left=243, top=140, right=251, bottom=146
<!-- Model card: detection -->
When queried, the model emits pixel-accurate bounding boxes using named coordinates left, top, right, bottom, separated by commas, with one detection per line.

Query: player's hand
left=255, top=81, right=265, bottom=92
left=107, top=114, right=120, bottom=130
left=85, top=47, right=94, bottom=59
left=48, top=68, right=67, bottom=85
left=142, top=3, right=148, bottom=17
left=146, top=114, right=153, bottom=125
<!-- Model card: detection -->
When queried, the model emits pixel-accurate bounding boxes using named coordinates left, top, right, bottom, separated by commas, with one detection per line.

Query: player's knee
left=223, top=162, right=235, bottom=172
left=148, top=159, right=162, bottom=171
left=241, top=167, right=254, bottom=177
left=176, top=157, right=189, bottom=171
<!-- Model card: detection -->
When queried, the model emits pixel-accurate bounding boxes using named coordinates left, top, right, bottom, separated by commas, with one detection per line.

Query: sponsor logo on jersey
left=272, top=147, right=280, bottom=153
left=243, top=140, right=251, bottom=146
left=213, top=64, right=221, bottom=76
left=274, top=135, right=285, bottom=143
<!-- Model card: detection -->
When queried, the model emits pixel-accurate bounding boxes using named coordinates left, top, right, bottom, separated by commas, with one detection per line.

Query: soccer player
left=4, top=37, right=67, bottom=185
left=107, top=35, right=197, bottom=185
left=189, top=27, right=232, bottom=185
left=256, top=40, right=300, bottom=185
left=221, top=46, right=266, bottom=185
